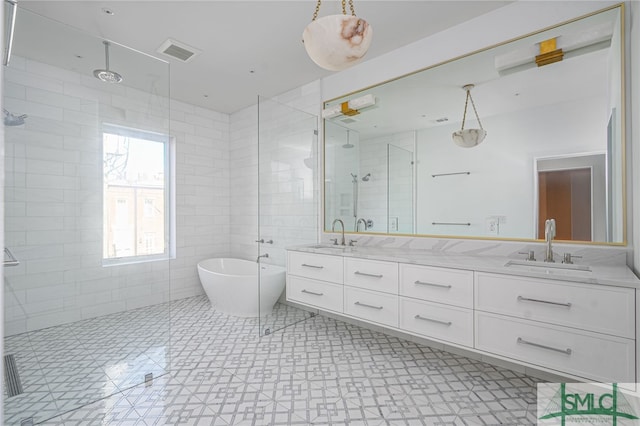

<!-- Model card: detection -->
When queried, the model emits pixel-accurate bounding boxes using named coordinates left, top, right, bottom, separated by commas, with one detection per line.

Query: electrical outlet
left=486, top=217, right=498, bottom=235
left=389, top=217, right=399, bottom=232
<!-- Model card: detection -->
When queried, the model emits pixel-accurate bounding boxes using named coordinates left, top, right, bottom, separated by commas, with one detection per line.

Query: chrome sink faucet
left=544, top=219, right=556, bottom=263
left=356, top=218, right=367, bottom=232
left=331, top=219, right=345, bottom=246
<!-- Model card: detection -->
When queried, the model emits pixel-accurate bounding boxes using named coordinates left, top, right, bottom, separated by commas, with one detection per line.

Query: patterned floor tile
left=39, top=390, right=141, bottom=426
left=4, top=295, right=546, bottom=426
left=123, top=374, right=226, bottom=425
left=3, top=390, right=61, bottom=426
left=309, top=397, right=387, bottom=425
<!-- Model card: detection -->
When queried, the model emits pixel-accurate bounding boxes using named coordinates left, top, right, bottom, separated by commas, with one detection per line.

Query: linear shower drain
left=4, top=354, right=24, bottom=397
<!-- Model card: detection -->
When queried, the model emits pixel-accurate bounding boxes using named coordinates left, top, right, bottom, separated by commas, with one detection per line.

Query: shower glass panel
left=3, top=7, right=171, bottom=424
left=257, top=96, right=319, bottom=336
left=387, top=144, right=414, bottom=233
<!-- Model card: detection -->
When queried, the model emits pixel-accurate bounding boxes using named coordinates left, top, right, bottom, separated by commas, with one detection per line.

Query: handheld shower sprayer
left=3, top=108, right=27, bottom=126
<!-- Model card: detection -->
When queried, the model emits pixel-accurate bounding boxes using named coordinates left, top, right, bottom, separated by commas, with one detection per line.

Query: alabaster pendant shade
left=302, top=14, right=373, bottom=71
left=452, top=128, right=487, bottom=148
left=452, top=84, right=486, bottom=148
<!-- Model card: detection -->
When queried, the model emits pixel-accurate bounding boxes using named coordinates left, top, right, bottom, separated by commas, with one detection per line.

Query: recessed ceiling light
left=203, top=94, right=209, bottom=98
left=249, top=70, right=255, bottom=74
left=102, top=8, right=114, bottom=16
left=75, top=54, right=83, bottom=59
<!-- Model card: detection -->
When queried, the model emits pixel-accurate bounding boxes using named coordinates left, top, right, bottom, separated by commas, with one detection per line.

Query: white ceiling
left=14, top=1, right=511, bottom=114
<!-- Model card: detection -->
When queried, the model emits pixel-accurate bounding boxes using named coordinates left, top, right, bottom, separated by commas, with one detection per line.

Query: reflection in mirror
left=323, top=5, right=624, bottom=244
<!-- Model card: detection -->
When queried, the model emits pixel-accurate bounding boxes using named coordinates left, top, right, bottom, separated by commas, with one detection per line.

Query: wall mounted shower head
left=93, top=41, right=123, bottom=83
left=361, top=173, right=371, bottom=182
left=3, top=108, right=27, bottom=126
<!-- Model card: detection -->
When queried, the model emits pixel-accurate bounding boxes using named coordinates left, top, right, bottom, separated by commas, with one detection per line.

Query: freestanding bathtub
left=196, top=258, right=286, bottom=317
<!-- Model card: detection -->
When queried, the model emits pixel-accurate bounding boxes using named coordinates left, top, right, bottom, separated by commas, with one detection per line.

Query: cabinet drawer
left=400, top=264, right=473, bottom=308
left=287, top=276, right=343, bottom=313
left=399, top=297, right=473, bottom=347
left=475, top=272, right=634, bottom=339
left=475, top=312, right=635, bottom=383
left=344, top=258, right=398, bottom=294
left=288, top=251, right=343, bottom=283
left=344, top=286, right=398, bottom=327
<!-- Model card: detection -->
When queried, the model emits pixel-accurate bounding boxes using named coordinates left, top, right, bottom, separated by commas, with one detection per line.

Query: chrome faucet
left=256, top=253, right=269, bottom=263
left=331, top=219, right=345, bottom=246
left=544, top=219, right=556, bottom=262
left=356, top=218, right=367, bottom=232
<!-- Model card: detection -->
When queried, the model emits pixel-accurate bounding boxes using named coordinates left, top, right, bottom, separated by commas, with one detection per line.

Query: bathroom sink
left=504, top=259, right=592, bottom=276
left=308, top=244, right=346, bottom=251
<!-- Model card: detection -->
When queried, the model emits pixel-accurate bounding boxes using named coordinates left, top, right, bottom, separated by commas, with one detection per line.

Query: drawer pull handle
left=517, top=337, right=572, bottom=355
left=354, top=271, right=383, bottom=278
left=414, top=280, right=452, bottom=289
left=414, top=314, right=452, bottom=326
left=301, top=264, right=324, bottom=269
left=301, top=289, right=323, bottom=296
left=355, top=301, right=383, bottom=310
left=517, top=296, right=572, bottom=308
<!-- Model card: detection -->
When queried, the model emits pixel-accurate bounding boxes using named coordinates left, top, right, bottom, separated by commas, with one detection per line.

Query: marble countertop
left=287, top=244, right=640, bottom=289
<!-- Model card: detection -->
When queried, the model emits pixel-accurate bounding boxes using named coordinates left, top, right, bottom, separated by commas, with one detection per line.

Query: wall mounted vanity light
left=322, top=94, right=375, bottom=119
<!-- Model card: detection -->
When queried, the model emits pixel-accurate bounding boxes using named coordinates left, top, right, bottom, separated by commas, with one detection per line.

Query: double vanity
left=286, top=244, right=639, bottom=386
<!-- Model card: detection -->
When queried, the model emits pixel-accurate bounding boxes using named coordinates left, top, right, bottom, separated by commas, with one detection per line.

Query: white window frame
left=102, top=124, right=176, bottom=266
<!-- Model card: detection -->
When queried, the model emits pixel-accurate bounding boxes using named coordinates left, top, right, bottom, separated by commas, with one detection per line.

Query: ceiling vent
left=157, top=39, right=200, bottom=63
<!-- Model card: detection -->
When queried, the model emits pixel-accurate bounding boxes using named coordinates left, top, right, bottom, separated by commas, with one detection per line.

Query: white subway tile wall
left=4, top=56, right=229, bottom=335
left=229, top=83, right=321, bottom=268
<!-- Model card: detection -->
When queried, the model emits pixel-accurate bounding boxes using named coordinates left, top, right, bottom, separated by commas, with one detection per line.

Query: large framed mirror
left=324, top=4, right=625, bottom=244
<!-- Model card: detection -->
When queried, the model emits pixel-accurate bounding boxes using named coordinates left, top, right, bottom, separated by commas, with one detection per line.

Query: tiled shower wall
left=229, top=82, right=321, bottom=266
left=3, top=56, right=229, bottom=335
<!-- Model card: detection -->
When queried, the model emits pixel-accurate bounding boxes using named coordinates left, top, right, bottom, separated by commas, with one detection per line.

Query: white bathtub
left=196, top=258, right=286, bottom=317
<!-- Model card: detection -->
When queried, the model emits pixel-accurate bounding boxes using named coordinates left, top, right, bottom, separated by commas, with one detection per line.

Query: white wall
left=3, top=56, right=229, bottom=335
left=416, top=96, right=606, bottom=239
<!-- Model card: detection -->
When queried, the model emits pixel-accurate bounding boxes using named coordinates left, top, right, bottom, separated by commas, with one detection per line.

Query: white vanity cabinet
left=399, top=264, right=474, bottom=347
left=475, top=272, right=636, bottom=383
left=286, top=248, right=637, bottom=384
left=343, top=258, right=399, bottom=327
left=287, top=251, right=344, bottom=314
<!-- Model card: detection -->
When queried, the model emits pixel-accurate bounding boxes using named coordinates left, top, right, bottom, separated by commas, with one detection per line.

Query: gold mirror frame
left=322, top=3, right=626, bottom=246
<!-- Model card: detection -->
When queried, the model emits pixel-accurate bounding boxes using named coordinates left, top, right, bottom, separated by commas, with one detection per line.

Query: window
left=103, top=124, right=173, bottom=263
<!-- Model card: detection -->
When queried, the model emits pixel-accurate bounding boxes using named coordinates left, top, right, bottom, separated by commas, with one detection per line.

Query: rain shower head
left=3, top=108, right=27, bottom=126
left=343, top=129, right=354, bottom=148
left=93, top=41, right=123, bottom=84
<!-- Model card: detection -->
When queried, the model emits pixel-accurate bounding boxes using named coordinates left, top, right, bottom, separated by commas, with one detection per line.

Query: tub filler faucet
left=257, top=253, right=269, bottom=263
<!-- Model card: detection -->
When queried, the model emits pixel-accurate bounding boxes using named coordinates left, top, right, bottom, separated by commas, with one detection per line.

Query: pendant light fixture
left=302, top=0, right=373, bottom=71
left=452, top=84, right=486, bottom=148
